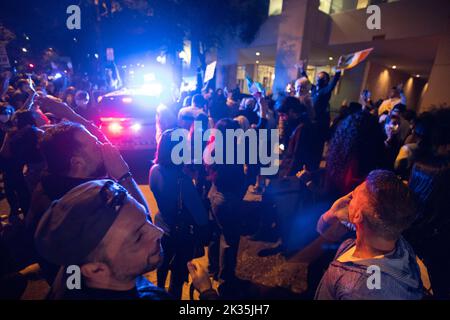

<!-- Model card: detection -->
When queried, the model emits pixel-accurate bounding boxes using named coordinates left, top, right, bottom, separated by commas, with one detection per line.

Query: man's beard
left=144, top=246, right=164, bottom=273
left=111, top=247, right=164, bottom=282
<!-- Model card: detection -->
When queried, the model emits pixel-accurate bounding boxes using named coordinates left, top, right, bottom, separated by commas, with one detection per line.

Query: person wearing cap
left=34, top=179, right=169, bottom=300
left=26, top=115, right=148, bottom=284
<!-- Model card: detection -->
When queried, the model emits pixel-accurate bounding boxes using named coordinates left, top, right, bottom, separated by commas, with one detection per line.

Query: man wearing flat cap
left=34, top=179, right=170, bottom=300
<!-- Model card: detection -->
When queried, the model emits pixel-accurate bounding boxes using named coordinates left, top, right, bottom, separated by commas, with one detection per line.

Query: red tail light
left=108, top=122, right=123, bottom=134
left=100, top=117, right=129, bottom=122
left=100, top=117, right=141, bottom=136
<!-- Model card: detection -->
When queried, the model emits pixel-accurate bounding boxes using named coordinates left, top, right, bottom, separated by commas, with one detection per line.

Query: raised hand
left=295, top=60, right=306, bottom=71
left=34, top=95, right=74, bottom=119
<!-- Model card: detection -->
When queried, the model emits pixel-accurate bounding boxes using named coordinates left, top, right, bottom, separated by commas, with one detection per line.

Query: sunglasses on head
left=100, top=180, right=128, bottom=213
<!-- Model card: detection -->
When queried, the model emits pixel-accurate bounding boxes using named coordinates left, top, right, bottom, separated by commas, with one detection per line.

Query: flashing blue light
left=141, top=82, right=163, bottom=96
left=156, top=55, right=166, bottom=64
left=144, top=73, right=156, bottom=82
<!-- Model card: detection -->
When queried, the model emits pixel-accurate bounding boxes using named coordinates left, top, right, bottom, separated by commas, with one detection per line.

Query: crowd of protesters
left=0, top=54, right=449, bottom=301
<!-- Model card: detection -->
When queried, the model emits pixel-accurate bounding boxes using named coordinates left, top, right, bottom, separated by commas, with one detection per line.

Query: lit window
left=318, top=0, right=332, bottom=14
left=357, top=0, right=369, bottom=9
left=268, top=0, right=283, bottom=16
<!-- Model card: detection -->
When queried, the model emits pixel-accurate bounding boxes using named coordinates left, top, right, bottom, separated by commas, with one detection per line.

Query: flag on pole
left=245, top=75, right=264, bottom=95
left=204, top=61, right=217, bottom=83
left=245, top=75, right=253, bottom=92
left=337, top=48, right=373, bottom=70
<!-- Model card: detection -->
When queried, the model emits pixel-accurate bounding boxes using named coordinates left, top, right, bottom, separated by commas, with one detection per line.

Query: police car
left=97, top=88, right=161, bottom=151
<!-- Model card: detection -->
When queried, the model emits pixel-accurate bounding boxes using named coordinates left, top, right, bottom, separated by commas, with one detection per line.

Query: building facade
left=215, top=0, right=450, bottom=113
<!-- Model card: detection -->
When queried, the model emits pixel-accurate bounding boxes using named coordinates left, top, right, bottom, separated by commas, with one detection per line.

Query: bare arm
left=101, top=143, right=149, bottom=214
left=34, top=95, right=108, bottom=142
left=120, top=175, right=150, bottom=214
left=296, top=60, right=309, bottom=80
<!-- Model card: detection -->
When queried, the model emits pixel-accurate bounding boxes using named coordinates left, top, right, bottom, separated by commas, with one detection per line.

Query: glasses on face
left=100, top=180, right=128, bottom=213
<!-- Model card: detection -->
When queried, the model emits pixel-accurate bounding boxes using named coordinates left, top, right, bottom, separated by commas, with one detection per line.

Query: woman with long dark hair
left=326, top=111, right=386, bottom=198
left=149, top=129, right=209, bottom=299
left=205, top=119, right=247, bottom=297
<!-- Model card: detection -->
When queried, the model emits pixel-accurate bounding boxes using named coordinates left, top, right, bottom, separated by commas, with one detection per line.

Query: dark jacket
left=279, top=120, right=317, bottom=177
left=302, top=70, right=341, bottom=132
left=149, top=164, right=208, bottom=232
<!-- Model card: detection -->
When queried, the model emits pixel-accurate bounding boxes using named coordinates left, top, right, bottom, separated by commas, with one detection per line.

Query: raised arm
left=324, top=70, right=341, bottom=95
left=296, top=60, right=309, bottom=80
left=0, top=71, right=11, bottom=100
left=322, top=56, right=344, bottom=95
left=101, top=143, right=150, bottom=214
left=35, top=95, right=108, bottom=143
left=398, top=84, right=407, bottom=105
